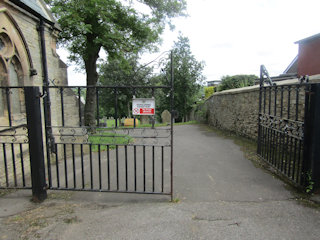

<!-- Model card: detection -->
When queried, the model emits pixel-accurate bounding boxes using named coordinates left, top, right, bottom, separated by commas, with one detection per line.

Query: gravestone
left=161, top=110, right=171, bottom=124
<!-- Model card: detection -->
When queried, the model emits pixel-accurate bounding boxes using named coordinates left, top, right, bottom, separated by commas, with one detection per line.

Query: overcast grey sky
left=57, top=0, right=320, bottom=85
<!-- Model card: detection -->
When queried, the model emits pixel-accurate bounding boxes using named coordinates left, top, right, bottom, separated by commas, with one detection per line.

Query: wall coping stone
left=207, top=75, right=320, bottom=101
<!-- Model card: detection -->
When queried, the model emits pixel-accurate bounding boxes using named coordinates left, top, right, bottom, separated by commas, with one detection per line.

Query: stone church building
left=0, top=0, right=78, bottom=126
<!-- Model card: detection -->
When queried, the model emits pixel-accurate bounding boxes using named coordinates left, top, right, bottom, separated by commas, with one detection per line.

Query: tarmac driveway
left=1, top=124, right=320, bottom=240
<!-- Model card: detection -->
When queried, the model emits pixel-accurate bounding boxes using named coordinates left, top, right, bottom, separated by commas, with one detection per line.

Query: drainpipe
left=38, top=18, right=55, bottom=154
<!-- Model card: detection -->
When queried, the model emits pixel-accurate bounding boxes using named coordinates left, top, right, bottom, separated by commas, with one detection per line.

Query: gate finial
left=260, top=65, right=275, bottom=86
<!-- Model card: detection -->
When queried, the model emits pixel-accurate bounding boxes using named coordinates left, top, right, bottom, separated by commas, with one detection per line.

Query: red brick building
left=295, top=33, right=320, bottom=77
left=283, top=33, right=320, bottom=77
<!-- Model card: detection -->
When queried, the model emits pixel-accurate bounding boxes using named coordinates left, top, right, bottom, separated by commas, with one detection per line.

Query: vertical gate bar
left=277, top=132, right=282, bottom=169
left=260, top=125, right=263, bottom=157
left=271, top=129, right=276, bottom=166
left=273, top=131, right=279, bottom=167
left=78, top=87, right=82, bottom=126
left=262, top=126, right=267, bottom=160
left=63, top=144, right=68, bottom=188
left=274, top=86, right=277, bottom=116
left=72, top=144, right=76, bottom=188
left=55, top=144, right=60, bottom=188
left=264, top=127, right=267, bottom=160
left=134, top=145, right=137, bottom=191
left=268, top=126, right=273, bottom=163
left=96, top=88, right=100, bottom=127
left=161, top=146, right=164, bottom=193
left=263, top=87, right=266, bottom=114
left=280, top=86, right=284, bottom=118
left=268, top=86, right=271, bottom=115
left=292, top=85, right=299, bottom=180
left=107, top=145, right=110, bottom=190
left=19, top=144, right=25, bottom=187
left=257, top=89, right=262, bottom=154
left=291, top=138, right=298, bottom=181
left=257, top=68, right=263, bottom=155
left=284, top=133, right=289, bottom=175
left=98, top=145, right=102, bottom=190
left=287, top=85, right=291, bottom=119
left=266, top=125, right=270, bottom=163
left=80, top=145, right=84, bottom=189
left=116, top=145, right=119, bottom=191
left=125, top=145, right=128, bottom=191
left=114, top=88, right=118, bottom=128
left=11, top=144, right=17, bottom=187
left=124, top=145, right=128, bottom=191
left=46, top=140, right=52, bottom=189
left=152, top=146, right=155, bottom=192
left=280, top=132, right=286, bottom=172
left=5, top=88, right=12, bottom=127
left=42, top=86, right=52, bottom=188
left=152, top=88, right=155, bottom=128
left=42, top=86, right=54, bottom=188
left=143, top=145, right=146, bottom=192
left=25, top=87, right=47, bottom=201
left=297, top=139, right=303, bottom=184
left=288, top=137, right=293, bottom=178
left=59, top=88, right=66, bottom=187
left=60, top=87, right=66, bottom=187
left=284, top=87, right=292, bottom=175
left=270, top=128, right=275, bottom=165
left=3, top=143, right=9, bottom=187
left=89, top=145, right=93, bottom=189
left=170, top=51, right=174, bottom=201
left=133, top=88, right=136, bottom=128
left=60, top=87, right=65, bottom=126
left=295, top=86, right=300, bottom=121
left=301, top=83, right=311, bottom=186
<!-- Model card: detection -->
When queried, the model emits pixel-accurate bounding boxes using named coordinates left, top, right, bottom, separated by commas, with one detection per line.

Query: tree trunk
left=84, top=46, right=101, bottom=127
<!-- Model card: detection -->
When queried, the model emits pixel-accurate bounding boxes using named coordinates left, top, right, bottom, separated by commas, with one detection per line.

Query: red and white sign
left=132, top=98, right=155, bottom=115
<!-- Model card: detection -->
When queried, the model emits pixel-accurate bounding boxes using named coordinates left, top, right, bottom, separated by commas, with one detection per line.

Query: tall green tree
left=159, top=35, right=205, bottom=122
left=98, top=55, right=153, bottom=117
left=48, top=0, right=187, bottom=126
left=217, top=74, right=257, bottom=91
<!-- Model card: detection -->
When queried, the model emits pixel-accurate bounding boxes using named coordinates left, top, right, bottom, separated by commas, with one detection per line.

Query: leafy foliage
left=158, top=35, right=205, bottom=122
left=204, top=86, right=215, bottom=99
left=98, top=55, right=153, bottom=117
left=48, top=0, right=187, bottom=126
left=217, top=75, right=257, bottom=91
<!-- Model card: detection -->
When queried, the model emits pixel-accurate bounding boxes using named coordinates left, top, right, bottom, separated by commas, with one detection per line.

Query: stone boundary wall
left=190, top=75, right=320, bottom=140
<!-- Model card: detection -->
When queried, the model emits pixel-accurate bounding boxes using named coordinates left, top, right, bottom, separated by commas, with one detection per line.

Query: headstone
left=140, top=115, right=149, bottom=125
left=161, top=110, right=171, bottom=124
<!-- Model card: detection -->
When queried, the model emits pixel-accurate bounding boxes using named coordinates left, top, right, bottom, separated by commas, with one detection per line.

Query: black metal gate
left=257, top=66, right=320, bottom=188
left=1, top=57, right=175, bottom=201
left=44, top=84, right=174, bottom=199
left=0, top=87, right=31, bottom=190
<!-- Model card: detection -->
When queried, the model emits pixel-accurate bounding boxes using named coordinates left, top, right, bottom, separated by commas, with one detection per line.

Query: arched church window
left=0, top=31, right=25, bottom=116
left=9, top=60, right=21, bottom=114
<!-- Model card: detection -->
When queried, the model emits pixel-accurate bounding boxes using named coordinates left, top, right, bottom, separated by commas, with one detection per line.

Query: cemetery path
left=1, top=124, right=320, bottom=240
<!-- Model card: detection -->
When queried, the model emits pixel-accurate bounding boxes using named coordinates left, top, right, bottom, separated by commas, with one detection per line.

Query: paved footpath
left=1, top=125, right=320, bottom=240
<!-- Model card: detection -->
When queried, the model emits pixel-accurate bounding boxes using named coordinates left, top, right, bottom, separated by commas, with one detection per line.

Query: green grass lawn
left=88, top=131, right=132, bottom=151
left=88, top=120, right=197, bottom=151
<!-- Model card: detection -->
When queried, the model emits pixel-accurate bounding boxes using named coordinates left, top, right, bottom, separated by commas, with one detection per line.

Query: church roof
left=10, top=0, right=56, bottom=24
